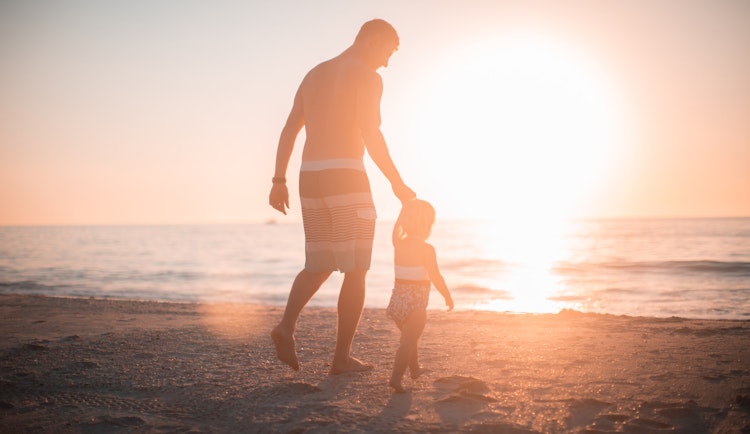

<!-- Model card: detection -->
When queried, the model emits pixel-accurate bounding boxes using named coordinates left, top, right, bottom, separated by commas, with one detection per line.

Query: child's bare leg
left=409, top=347, right=422, bottom=379
left=389, top=332, right=411, bottom=393
left=407, top=314, right=427, bottom=379
left=390, top=310, right=426, bottom=393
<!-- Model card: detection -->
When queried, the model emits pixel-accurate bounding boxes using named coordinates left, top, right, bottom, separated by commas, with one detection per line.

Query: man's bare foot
left=330, top=356, right=373, bottom=375
left=271, top=325, right=300, bottom=371
left=389, top=379, right=406, bottom=393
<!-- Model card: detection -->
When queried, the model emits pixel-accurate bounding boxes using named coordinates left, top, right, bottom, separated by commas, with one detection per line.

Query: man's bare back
left=298, top=56, right=379, bottom=161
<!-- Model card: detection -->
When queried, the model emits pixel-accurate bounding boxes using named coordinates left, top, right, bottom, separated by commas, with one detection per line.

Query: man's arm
left=358, top=73, right=416, bottom=203
left=269, top=88, right=305, bottom=215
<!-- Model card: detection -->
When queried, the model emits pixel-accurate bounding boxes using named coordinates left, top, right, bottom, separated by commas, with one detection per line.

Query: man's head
left=354, top=19, right=399, bottom=69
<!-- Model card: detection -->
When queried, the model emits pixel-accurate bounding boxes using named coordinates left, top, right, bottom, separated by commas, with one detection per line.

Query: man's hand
left=269, top=183, right=290, bottom=215
left=392, top=182, right=416, bottom=204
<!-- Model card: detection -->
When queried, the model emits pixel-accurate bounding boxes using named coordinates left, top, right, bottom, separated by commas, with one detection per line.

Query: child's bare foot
left=389, top=379, right=406, bottom=393
left=330, top=356, right=373, bottom=375
left=271, top=325, right=300, bottom=371
left=410, top=366, right=431, bottom=380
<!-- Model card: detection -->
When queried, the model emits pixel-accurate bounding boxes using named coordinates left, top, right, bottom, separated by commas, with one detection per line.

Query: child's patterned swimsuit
left=386, top=265, right=430, bottom=329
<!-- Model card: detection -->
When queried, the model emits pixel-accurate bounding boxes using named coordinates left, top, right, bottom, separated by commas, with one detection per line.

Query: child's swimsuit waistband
left=395, top=265, right=429, bottom=281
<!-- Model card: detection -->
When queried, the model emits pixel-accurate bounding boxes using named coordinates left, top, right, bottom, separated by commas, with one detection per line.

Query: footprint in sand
left=434, top=376, right=496, bottom=402
left=432, top=376, right=497, bottom=428
left=23, top=340, right=48, bottom=351
left=565, top=398, right=613, bottom=429
left=624, top=417, right=674, bottom=431
left=588, top=401, right=710, bottom=433
left=86, top=415, right=145, bottom=429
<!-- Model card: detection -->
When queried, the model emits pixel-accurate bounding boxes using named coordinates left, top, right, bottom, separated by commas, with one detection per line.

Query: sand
left=1, top=294, right=749, bottom=433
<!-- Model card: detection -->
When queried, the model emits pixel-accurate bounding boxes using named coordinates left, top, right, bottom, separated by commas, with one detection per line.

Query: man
left=269, top=19, right=416, bottom=374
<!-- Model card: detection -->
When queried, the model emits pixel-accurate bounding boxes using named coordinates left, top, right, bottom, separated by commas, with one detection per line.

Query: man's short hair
left=355, top=19, right=399, bottom=48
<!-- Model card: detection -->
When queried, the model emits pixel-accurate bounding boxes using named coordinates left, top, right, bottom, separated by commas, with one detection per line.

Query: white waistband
left=301, top=159, right=365, bottom=172
left=395, top=265, right=429, bottom=281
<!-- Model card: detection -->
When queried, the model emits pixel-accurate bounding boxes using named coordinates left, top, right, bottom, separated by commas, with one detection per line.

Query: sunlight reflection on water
left=454, top=218, right=580, bottom=314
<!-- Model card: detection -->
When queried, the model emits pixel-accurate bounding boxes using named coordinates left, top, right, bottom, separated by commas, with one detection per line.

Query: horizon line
left=2, top=214, right=749, bottom=228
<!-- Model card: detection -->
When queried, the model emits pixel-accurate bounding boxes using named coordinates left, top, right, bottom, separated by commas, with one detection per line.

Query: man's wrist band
left=272, top=177, right=286, bottom=184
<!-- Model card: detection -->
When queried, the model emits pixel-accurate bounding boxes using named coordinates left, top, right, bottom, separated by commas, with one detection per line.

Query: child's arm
left=423, top=243, right=454, bottom=311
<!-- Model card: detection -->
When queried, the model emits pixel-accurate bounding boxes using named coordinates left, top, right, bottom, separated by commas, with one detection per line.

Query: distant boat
left=264, top=218, right=277, bottom=225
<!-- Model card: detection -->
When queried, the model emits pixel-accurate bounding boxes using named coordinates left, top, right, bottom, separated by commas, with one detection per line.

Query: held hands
left=269, top=183, right=289, bottom=215
left=392, top=181, right=416, bottom=204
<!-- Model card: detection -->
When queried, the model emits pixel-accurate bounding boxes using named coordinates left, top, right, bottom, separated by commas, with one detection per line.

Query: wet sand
left=1, top=294, right=749, bottom=433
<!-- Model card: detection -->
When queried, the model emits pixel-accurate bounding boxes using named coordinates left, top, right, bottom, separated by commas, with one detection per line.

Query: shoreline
left=3, top=291, right=747, bottom=323
left=1, top=294, right=749, bottom=432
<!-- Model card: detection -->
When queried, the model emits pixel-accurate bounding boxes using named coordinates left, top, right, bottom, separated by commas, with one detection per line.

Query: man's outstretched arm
left=269, top=88, right=305, bottom=214
left=363, top=128, right=415, bottom=203
left=359, top=73, right=415, bottom=203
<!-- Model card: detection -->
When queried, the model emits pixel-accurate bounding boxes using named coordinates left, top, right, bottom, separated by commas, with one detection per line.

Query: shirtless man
left=269, top=19, right=416, bottom=374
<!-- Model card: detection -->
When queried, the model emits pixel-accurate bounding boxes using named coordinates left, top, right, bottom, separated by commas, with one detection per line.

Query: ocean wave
left=555, top=260, right=750, bottom=276
left=442, top=258, right=507, bottom=271
left=1, top=280, right=57, bottom=291
left=453, top=285, right=512, bottom=298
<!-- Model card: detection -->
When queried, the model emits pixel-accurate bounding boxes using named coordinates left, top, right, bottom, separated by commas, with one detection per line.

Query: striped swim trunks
left=299, top=159, right=377, bottom=273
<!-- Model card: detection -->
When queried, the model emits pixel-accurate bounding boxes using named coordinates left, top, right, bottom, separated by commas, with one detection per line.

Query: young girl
left=386, top=199, right=453, bottom=393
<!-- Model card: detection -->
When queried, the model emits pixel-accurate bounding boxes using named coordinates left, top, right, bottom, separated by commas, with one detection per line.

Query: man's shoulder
left=304, top=59, right=334, bottom=79
left=306, top=56, right=380, bottom=83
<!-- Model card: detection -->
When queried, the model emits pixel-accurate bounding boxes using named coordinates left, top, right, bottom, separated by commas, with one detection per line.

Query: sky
left=1, top=0, right=749, bottom=226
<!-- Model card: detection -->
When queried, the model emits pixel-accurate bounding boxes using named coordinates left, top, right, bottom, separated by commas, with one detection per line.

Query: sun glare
left=465, top=219, right=581, bottom=314
left=406, top=31, right=628, bottom=313
left=409, top=31, right=627, bottom=226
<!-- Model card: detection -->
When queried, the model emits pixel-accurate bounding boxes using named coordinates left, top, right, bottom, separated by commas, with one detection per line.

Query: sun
left=394, top=30, right=629, bottom=313
left=405, top=30, right=627, bottom=227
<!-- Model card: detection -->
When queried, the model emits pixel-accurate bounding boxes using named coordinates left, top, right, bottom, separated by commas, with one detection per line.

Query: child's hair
left=392, top=199, right=436, bottom=245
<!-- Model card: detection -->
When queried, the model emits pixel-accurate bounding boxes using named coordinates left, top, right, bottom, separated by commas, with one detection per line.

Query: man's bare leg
left=331, top=269, right=372, bottom=374
left=271, top=269, right=331, bottom=371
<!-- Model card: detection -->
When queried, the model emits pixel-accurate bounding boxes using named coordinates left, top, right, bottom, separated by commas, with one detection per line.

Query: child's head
left=392, top=199, right=436, bottom=245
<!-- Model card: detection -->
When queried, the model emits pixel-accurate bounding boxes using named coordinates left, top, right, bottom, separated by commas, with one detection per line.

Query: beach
left=1, top=294, right=749, bottom=433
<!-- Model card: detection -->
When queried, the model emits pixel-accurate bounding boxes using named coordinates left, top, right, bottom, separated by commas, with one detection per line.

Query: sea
left=1, top=218, right=749, bottom=320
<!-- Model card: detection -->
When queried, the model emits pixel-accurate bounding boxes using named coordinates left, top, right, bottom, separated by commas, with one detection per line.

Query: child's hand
left=445, top=295, right=454, bottom=312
